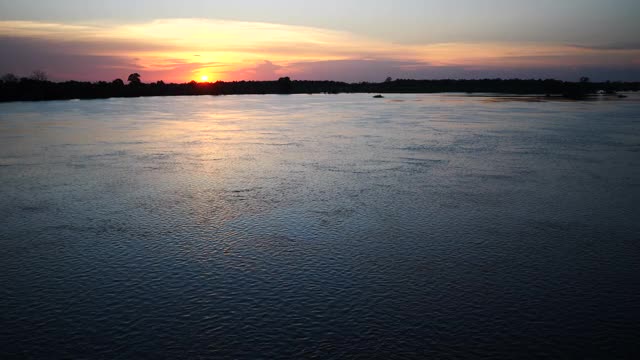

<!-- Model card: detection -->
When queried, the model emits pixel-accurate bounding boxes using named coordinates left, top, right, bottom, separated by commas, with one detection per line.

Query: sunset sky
left=1, top=0, right=639, bottom=82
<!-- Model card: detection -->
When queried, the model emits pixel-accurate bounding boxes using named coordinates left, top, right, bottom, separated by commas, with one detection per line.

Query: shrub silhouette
left=30, top=70, right=48, bottom=82
left=1, top=73, right=18, bottom=83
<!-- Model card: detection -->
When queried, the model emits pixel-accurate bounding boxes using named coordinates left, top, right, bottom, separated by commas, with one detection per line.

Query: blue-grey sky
left=1, top=0, right=639, bottom=81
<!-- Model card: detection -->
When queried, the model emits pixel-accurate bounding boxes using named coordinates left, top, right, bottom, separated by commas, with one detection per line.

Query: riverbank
left=1, top=78, right=638, bottom=102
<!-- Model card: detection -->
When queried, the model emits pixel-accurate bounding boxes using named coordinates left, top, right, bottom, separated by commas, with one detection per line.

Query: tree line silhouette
left=0, top=72, right=637, bottom=102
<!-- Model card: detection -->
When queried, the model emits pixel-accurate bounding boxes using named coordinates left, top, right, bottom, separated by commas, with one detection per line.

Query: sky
left=1, top=0, right=639, bottom=82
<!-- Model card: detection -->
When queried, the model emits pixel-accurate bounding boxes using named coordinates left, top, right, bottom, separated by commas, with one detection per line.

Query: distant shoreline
left=1, top=78, right=638, bottom=103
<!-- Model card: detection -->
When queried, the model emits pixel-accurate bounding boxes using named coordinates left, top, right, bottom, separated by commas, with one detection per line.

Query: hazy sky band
left=1, top=0, right=639, bottom=81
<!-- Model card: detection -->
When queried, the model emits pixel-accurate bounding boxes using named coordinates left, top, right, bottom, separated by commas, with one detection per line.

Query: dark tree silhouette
left=30, top=70, right=48, bottom=81
left=2, top=76, right=638, bottom=102
left=127, top=73, right=141, bottom=85
left=277, top=76, right=292, bottom=93
left=1, top=73, right=18, bottom=83
left=385, top=76, right=393, bottom=83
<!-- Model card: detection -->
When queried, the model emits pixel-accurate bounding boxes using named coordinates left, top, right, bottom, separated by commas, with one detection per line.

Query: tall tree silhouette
left=127, top=73, right=141, bottom=85
left=277, top=77, right=292, bottom=94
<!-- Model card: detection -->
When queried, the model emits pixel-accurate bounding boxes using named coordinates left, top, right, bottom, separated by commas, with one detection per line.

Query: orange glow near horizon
left=1, top=19, right=638, bottom=82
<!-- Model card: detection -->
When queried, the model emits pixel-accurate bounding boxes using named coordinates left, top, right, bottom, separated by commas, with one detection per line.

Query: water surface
left=1, top=94, right=639, bottom=358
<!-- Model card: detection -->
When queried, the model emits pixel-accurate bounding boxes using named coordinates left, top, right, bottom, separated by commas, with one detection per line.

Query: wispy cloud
left=568, top=43, right=640, bottom=51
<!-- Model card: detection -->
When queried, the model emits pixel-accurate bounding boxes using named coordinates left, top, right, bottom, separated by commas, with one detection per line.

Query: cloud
left=0, top=36, right=230, bottom=82
left=0, top=36, right=139, bottom=80
left=0, top=19, right=639, bottom=81
left=225, top=60, right=284, bottom=81
left=281, top=59, right=640, bottom=82
left=284, top=59, right=424, bottom=82
left=569, top=43, right=640, bottom=51
left=0, top=19, right=373, bottom=57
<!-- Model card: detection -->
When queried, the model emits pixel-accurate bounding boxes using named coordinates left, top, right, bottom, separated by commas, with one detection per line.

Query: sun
left=200, top=75, right=209, bottom=82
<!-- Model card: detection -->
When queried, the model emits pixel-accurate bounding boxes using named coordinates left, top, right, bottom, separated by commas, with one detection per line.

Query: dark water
left=1, top=94, right=639, bottom=359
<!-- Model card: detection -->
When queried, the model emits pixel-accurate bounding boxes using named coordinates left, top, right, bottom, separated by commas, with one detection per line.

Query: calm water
left=1, top=94, right=639, bottom=358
